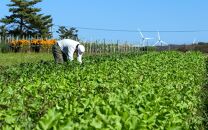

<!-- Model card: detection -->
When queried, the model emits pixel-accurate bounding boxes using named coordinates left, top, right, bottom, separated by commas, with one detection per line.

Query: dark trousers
left=52, top=43, right=67, bottom=63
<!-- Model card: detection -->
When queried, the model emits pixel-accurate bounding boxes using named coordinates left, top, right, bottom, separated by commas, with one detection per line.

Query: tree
left=0, top=0, right=53, bottom=38
left=198, top=42, right=208, bottom=45
left=56, top=26, right=79, bottom=40
left=30, top=14, right=53, bottom=38
left=0, top=25, right=8, bottom=40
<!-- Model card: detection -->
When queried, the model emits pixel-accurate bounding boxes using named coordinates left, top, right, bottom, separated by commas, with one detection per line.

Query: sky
left=1, top=0, right=208, bottom=45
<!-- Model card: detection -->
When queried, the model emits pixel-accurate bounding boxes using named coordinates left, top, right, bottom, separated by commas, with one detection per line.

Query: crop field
left=0, top=51, right=208, bottom=129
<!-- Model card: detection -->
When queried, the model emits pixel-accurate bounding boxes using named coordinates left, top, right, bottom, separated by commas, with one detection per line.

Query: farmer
left=52, top=39, right=85, bottom=64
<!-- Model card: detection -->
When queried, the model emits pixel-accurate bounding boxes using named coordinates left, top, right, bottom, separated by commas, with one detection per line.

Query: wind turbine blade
left=137, top=28, right=144, bottom=38
left=145, top=37, right=153, bottom=40
left=158, top=32, right=161, bottom=40
left=153, top=41, right=160, bottom=46
left=140, top=31, right=144, bottom=38
left=161, top=41, right=168, bottom=45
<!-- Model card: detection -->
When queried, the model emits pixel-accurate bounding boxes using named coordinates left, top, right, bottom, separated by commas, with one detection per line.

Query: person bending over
left=52, top=39, right=85, bottom=64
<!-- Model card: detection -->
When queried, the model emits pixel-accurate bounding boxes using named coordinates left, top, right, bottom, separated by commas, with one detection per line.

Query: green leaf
left=90, top=118, right=103, bottom=129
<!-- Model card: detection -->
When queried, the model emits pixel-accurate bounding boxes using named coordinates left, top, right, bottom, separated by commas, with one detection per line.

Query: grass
left=0, top=52, right=53, bottom=67
left=0, top=52, right=140, bottom=67
left=0, top=52, right=103, bottom=67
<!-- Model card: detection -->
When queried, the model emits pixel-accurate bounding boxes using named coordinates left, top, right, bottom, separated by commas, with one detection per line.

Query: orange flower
left=10, top=39, right=57, bottom=46
left=9, top=40, right=17, bottom=46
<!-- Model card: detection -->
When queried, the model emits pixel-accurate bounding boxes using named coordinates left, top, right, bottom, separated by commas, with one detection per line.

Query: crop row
left=0, top=52, right=207, bottom=129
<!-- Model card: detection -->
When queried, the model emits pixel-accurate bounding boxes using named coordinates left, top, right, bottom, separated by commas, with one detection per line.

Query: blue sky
left=1, top=0, right=208, bottom=45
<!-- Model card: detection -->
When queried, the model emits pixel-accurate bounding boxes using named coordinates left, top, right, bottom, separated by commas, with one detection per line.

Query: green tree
left=0, top=25, right=8, bottom=40
left=0, top=0, right=53, bottom=38
left=30, top=14, right=53, bottom=38
left=56, top=26, right=79, bottom=40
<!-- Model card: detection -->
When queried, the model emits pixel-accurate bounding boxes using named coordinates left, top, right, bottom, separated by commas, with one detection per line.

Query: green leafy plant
left=0, top=51, right=207, bottom=129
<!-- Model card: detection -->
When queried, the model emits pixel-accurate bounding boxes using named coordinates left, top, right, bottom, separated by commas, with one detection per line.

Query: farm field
left=0, top=51, right=207, bottom=129
left=0, top=52, right=53, bottom=67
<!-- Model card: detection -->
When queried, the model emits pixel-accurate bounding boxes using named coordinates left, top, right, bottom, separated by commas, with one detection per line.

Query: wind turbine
left=153, top=32, right=168, bottom=46
left=192, top=38, right=198, bottom=44
left=138, top=29, right=153, bottom=47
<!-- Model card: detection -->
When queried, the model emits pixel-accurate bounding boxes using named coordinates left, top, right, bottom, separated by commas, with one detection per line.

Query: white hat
left=78, top=44, right=85, bottom=53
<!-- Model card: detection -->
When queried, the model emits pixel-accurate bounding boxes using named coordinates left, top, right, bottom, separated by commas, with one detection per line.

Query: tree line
left=0, top=0, right=78, bottom=41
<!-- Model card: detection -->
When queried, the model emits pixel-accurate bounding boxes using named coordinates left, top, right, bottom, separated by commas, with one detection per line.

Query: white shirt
left=57, top=39, right=83, bottom=63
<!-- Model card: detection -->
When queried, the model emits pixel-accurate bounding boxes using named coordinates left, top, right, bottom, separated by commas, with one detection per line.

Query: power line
left=53, top=24, right=208, bottom=33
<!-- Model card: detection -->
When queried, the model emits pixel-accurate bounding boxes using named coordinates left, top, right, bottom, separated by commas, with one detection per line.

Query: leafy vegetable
left=0, top=51, right=206, bottom=129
